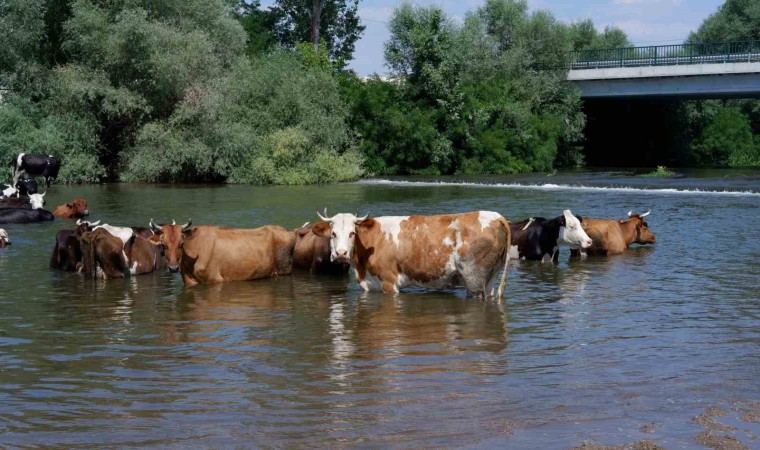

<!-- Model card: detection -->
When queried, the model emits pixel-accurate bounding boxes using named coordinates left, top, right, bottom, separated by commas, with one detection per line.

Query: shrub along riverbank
left=0, top=0, right=757, bottom=185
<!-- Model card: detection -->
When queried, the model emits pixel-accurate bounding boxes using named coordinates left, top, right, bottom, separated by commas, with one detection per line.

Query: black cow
left=508, top=210, right=593, bottom=262
left=0, top=207, right=54, bottom=224
left=50, top=221, right=94, bottom=271
left=12, top=153, right=61, bottom=187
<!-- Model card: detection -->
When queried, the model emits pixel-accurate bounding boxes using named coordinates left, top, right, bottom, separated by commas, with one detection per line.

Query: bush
left=694, top=108, right=760, bottom=167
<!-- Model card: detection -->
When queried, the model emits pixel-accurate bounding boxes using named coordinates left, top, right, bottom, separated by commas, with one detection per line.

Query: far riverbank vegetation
left=0, top=0, right=758, bottom=184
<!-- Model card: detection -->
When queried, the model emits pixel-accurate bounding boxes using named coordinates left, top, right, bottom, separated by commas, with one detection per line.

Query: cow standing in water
left=148, top=221, right=295, bottom=286
left=312, top=211, right=511, bottom=299
left=0, top=229, right=10, bottom=248
left=509, top=210, right=593, bottom=261
left=50, top=220, right=97, bottom=271
left=11, top=153, right=61, bottom=187
left=293, top=222, right=350, bottom=274
left=576, top=210, right=657, bottom=256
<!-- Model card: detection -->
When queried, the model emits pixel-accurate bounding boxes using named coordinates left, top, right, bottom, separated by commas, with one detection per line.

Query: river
left=0, top=170, right=758, bottom=448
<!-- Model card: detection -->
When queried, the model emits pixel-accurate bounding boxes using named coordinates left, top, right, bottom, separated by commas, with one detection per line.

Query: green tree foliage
left=569, top=19, right=631, bottom=50
left=122, top=51, right=363, bottom=183
left=269, top=0, right=364, bottom=66
left=348, top=0, right=583, bottom=175
left=681, top=0, right=760, bottom=167
left=693, top=108, right=760, bottom=166
left=0, top=0, right=363, bottom=183
left=688, top=0, right=760, bottom=42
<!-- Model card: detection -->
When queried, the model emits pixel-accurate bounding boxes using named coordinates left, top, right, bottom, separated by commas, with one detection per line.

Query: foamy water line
left=358, top=179, right=760, bottom=197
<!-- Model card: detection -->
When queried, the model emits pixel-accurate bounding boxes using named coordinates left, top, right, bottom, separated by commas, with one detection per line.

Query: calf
left=509, top=210, right=592, bottom=261
left=53, top=198, right=89, bottom=218
left=312, top=210, right=511, bottom=298
left=576, top=210, right=656, bottom=256
left=0, top=207, right=54, bottom=224
left=293, top=222, right=350, bottom=274
left=148, top=220, right=295, bottom=286
left=0, top=229, right=10, bottom=248
left=79, top=228, right=127, bottom=279
left=50, top=220, right=96, bottom=271
left=12, top=153, right=61, bottom=187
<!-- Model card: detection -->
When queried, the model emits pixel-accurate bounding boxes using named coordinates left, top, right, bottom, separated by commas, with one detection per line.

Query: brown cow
left=53, top=198, right=89, bottom=218
left=50, top=220, right=96, bottom=271
left=123, top=234, right=162, bottom=275
left=293, top=222, right=350, bottom=274
left=577, top=210, right=656, bottom=256
left=148, top=221, right=295, bottom=286
left=80, top=228, right=127, bottom=279
left=312, top=211, right=511, bottom=299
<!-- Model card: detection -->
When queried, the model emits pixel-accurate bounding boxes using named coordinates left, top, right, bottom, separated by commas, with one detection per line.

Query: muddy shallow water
left=0, top=171, right=758, bottom=448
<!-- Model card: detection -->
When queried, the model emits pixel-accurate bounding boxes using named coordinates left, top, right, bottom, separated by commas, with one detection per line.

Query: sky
left=260, top=0, right=725, bottom=76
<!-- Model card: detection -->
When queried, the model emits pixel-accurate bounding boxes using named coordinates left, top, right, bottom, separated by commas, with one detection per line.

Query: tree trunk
left=310, top=0, right=322, bottom=52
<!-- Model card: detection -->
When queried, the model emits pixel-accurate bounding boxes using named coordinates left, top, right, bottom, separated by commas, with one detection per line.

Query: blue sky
left=261, top=0, right=725, bottom=75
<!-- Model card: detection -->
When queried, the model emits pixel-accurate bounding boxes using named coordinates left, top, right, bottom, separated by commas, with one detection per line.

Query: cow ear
left=312, top=221, right=331, bottom=237
left=181, top=227, right=194, bottom=238
left=66, top=203, right=73, bottom=208
left=148, top=235, right=162, bottom=246
left=357, top=218, right=375, bottom=228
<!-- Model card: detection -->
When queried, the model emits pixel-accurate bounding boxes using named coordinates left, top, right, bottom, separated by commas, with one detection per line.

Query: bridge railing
left=569, top=41, right=760, bottom=70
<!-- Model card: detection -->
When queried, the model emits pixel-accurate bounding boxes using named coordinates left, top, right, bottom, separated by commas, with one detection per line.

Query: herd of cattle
left=0, top=154, right=657, bottom=299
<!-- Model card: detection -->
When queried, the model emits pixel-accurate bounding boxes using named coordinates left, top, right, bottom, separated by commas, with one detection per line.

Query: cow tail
left=82, top=236, right=96, bottom=279
left=496, top=216, right=511, bottom=300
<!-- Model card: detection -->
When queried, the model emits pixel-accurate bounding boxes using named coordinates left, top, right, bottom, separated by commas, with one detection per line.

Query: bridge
left=567, top=41, right=760, bottom=99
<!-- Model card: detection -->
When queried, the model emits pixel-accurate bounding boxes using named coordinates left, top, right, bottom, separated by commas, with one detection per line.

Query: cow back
left=180, top=225, right=295, bottom=284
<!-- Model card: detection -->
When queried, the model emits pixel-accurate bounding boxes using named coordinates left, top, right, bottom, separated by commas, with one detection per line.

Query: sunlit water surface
left=0, top=170, right=758, bottom=448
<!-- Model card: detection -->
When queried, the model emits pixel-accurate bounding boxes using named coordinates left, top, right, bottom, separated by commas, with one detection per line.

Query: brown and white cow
left=80, top=228, right=128, bottom=279
left=148, top=221, right=296, bottom=286
left=53, top=198, right=89, bottom=218
left=577, top=210, right=657, bottom=256
left=312, top=211, right=511, bottom=299
left=293, top=222, right=350, bottom=275
left=0, top=228, right=9, bottom=248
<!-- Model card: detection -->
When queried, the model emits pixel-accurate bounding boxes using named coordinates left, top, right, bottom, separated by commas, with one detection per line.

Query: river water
left=0, top=170, right=758, bottom=448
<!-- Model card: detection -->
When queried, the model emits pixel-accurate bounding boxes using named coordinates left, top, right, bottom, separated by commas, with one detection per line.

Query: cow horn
left=76, top=219, right=82, bottom=226
left=627, top=210, right=633, bottom=218
left=90, top=220, right=101, bottom=226
left=317, top=210, right=330, bottom=222
left=640, top=210, right=651, bottom=218
left=172, top=219, right=176, bottom=225
left=181, top=219, right=192, bottom=230
left=150, top=218, right=162, bottom=232
left=357, top=212, right=369, bottom=221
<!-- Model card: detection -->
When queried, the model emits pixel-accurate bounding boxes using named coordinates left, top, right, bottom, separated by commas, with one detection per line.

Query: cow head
left=623, top=210, right=656, bottom=244
left=17, top=177, right=37, bottom=195
left=75, top=219, right=99, bottom=236
left=557, top=210, right=593, bottom=249
left=312, top=210, right=369, bottom=263
left=149, top=219, right=192, bottom=272
left=28, top=192, right=45, bottom=209
left=0, top=229, right=10, bottom=247
left=68, top=198, right=89, bottom=217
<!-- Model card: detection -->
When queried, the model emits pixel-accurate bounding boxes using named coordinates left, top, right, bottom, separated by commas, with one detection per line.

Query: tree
left=688, top=0, right=760, bottom=42
left=269, top=0, right=364, bottom=65
left=232, top=0, right=276, bottom=57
